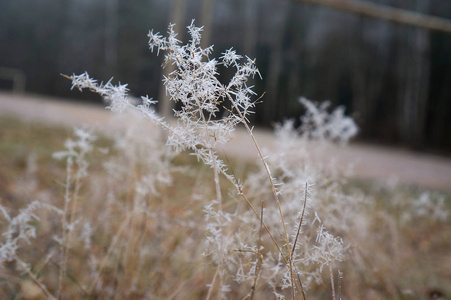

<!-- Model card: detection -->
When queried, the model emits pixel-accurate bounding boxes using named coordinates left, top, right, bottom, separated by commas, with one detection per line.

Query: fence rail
left=296, top=0, right=451, bottom=34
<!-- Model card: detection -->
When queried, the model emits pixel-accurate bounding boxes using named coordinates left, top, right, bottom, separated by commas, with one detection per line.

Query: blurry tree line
left=0, top=0, right=450, bottom=151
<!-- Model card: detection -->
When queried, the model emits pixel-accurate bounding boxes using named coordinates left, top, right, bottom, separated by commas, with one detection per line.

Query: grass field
left=0, top=115, right=450, bottom=299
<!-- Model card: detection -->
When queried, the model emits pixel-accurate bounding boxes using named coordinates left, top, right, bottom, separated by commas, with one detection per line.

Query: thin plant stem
left=238, top=193, right=304, bottom=298
left=167, top=267, right=204, bottom=300
left=87, top=214, right=130, bottom=295
left=210, top=148, right=222, bottom=210
left=205, top=266, right=219, bottom=300
left=338, top=270, right=343, bottom=300
left=207, top=146, right=226, bottom=299
left=291, top=182, right=308, bottom=261
left=224, top=90, right=291, bottom=254
left=58, top=157, right=73, bottom=298
left=223, top=90, right=305, bottom=297
left=289, top=182, right=309, bottom=299
left=249, top=202, right=264, bottom=300
left=330, top=264, right=336, bottom=300
left=63, top=160, right=82, bottom=282
left=355, top=247, right=397, bottom=299
left=239, top=193, right=287, bottom=263
left=14, top=254, right=56, bottom=300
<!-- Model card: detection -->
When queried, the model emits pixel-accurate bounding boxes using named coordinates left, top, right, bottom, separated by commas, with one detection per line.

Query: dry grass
left=0, top=116, right=450, bottom=299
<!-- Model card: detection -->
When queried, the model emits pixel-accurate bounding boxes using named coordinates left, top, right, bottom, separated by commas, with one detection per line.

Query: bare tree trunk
left=241, top=0, right=260, bottom=122
left=56, top=0, right=70, bottom=72
left=159, top=0, right=187, bottom=118
left=398, top=29, right=429, bottom=147
left=397, top=1, right=430, bottom=147
left=265, top=0, right=290, bottom=122
left=105, top=0, right=119, bottom=71
left=431, top=71, right=451, bottom=147
left=243, top=0, right=259, bottom=57
left=200, top=0, right=215, bottom=50
left=350, top=18, right=386, bottom=137
left=287, top=6, right=304, bottom=111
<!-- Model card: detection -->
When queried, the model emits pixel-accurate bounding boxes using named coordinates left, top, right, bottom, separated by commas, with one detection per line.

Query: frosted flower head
left=69, top=72, right=97, bottom=92
left=221, top=48, right=243, bottom=67
left=147, top=30, right=167, bottom=54
left=299, top=97, right=358, bottom=144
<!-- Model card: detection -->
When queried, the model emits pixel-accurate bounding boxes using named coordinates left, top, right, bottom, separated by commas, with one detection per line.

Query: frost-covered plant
left=103, top=111, right=176, bottom=198
left=299, top=97, right=358, bottom=144
left=0, top=19, right=447, bottom=297
left=55, top=20, right=451, bottom=300
left=69, top=21, right=260, bottom=190
left=64, top=21, right=358, bottom=299
left=0, top=200, right=57, bottom=299
left=52, top=128, right=96, bottom=297
left=68, top=22, right=265, bottom=298
left=403, top=191, right=448, bottom=223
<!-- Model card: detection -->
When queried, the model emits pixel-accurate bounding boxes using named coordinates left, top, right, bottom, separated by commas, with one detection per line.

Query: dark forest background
left=0, top=0, right=450, bottom=151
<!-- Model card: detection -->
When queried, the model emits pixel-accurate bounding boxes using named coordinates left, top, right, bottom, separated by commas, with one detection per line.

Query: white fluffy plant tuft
left=299, top=97, right=358, bottom=144
left=69, top=21, right=260, bottom=190
left=68, top=20, right=265, bottom=298
left=67, top=21, right=349, bottom=299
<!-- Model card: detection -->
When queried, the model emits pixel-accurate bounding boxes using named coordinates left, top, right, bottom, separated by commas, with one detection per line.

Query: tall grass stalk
left=66, top=21, right=349, bottom=299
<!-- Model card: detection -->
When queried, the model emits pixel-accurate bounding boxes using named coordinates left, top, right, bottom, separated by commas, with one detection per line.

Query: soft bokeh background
left=1, top=1, right=451, bottom=299
left=1, top=0, right=451, bottom=151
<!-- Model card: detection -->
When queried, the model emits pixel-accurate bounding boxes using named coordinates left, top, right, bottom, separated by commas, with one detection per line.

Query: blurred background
left=1, top=0, right=450, bottom=152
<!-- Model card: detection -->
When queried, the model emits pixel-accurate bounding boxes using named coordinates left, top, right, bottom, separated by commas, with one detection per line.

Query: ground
left=1, top=91, right=451, bottom=192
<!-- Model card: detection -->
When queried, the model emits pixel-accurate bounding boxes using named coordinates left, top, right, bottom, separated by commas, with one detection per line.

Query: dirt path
left=1, top=91, right=451, bottom=192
